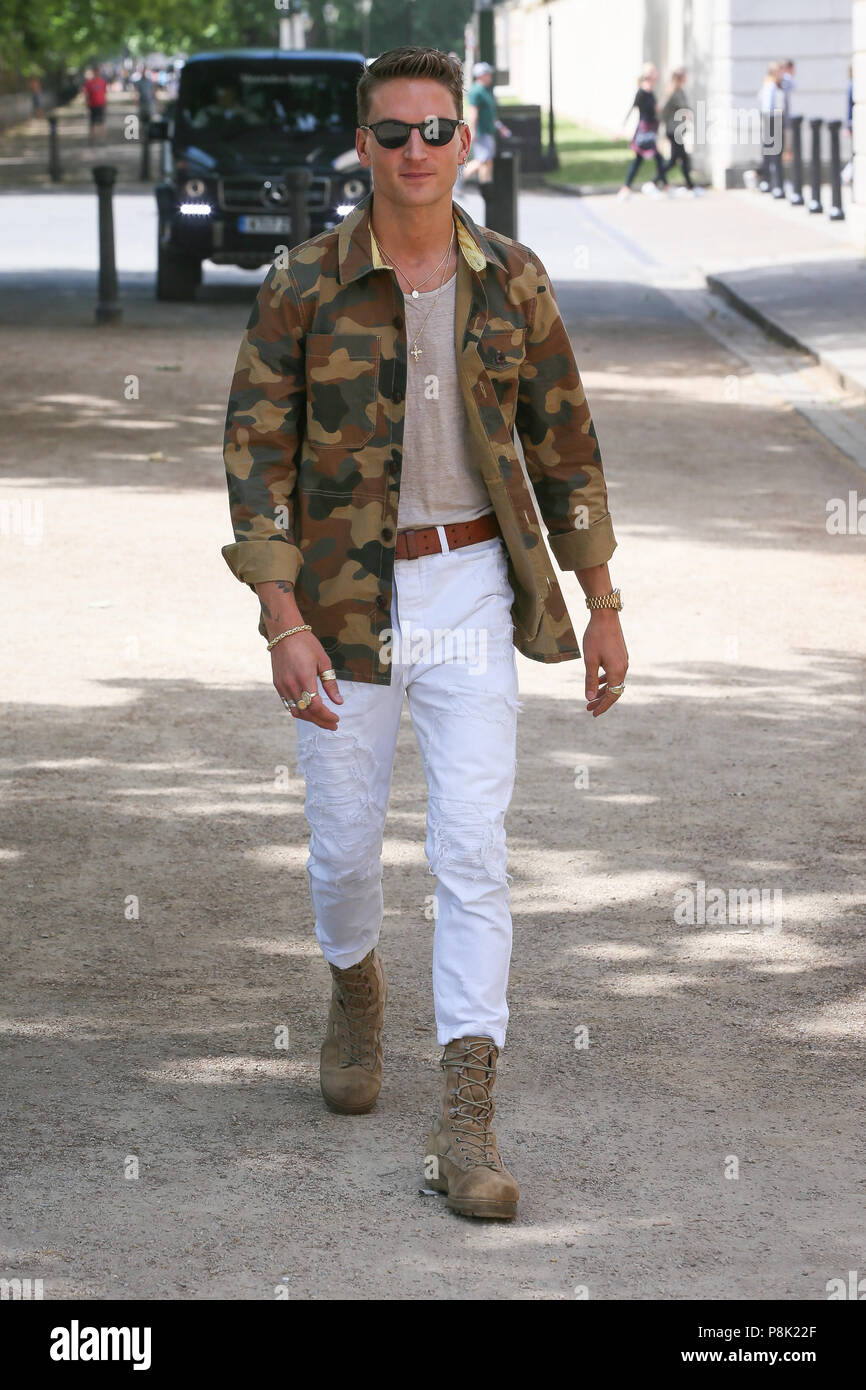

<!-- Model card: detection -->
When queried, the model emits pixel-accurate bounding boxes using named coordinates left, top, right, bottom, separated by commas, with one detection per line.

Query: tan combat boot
left=319, top=947, right=386, bottom=1114
left=424, top=1036, right=519, bottom=1219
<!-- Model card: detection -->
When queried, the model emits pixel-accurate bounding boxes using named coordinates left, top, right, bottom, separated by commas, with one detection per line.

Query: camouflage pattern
left=222, top=186, right=617, bottom=685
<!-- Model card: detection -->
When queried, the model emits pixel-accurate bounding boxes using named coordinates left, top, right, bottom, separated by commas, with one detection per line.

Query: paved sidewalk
left=577, top=183, right=866, bottom=400
left=0, top=90, right=158, bottom=190
left=704, top=253, right=866, bottom=399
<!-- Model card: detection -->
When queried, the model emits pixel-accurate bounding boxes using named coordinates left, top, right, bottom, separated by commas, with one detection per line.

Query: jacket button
left=495, top=349, right=506, bottom=363
left=381, top=526, right=394, bottom=541
left=393, top=388, right=404, bottom=403
left=375, top=594, right=387, bottom=609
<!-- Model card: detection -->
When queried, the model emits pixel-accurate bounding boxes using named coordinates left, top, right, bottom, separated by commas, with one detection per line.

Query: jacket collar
left=337, top=186, right=496, bottom=286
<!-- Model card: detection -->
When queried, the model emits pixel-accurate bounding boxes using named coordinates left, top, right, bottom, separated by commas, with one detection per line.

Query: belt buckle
left=402, top=527, right=420, bottom=560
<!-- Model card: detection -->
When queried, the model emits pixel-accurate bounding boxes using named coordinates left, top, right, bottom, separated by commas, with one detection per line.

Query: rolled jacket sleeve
left=515, top=251, right=616, bottom=572
left=221, top=262, right=306, bottom=589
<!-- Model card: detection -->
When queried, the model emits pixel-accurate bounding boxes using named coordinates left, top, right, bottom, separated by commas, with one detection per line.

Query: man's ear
left=355, top=128, right=371, bottom=168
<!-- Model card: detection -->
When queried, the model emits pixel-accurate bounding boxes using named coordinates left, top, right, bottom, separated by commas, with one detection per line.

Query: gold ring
left=297, top=690, right=316, bottom=710
left=321, top=669, right=337, bottom=681
left=607, top=683, right=626, bottom=696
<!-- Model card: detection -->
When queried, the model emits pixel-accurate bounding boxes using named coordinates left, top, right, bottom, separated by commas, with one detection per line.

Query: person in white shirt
left=757, top=62, right=785, bottom=196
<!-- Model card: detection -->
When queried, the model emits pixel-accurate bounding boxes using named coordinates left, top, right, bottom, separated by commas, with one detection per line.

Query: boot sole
left=447, top=1195, right=517, bottom=1220
left=428, top=1176, right=517, bottom=1220
left=321, top=1088, right=380, bottom=1115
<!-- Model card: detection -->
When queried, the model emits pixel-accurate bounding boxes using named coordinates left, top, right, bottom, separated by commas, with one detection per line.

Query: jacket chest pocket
left=477, top=328, right=525, bottom=421
left=305, top=332, right=381, bottom=449
left=478, top=328, right=526, bottom=376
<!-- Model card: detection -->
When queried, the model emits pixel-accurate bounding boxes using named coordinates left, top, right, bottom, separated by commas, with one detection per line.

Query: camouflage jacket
left=222, top=188, right=617, bottom=685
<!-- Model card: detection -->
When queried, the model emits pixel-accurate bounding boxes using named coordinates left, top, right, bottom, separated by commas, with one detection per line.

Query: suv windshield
left=178, top=61, right=359, bottom=138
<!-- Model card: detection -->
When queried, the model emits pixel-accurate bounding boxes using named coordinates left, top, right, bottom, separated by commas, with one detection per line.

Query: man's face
left=218, top=86, right=239, bottom=110
left=356, top=77, right=470, bottom=207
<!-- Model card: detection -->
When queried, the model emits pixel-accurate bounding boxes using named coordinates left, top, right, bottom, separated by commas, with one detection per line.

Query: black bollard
left=770, top=109, right=784, bottom=197
left=788, top=114, right=804, bottom=205
left=482, top=148, right=519, bottom=240
left=47, top=113, right=61, bottom=183
left=139, top=116, right=151, bottom=182
left=827, top=119, right=845, bottom=220
left=92, top=165, right=122, bottom=324
left=808, top=118, right=823, bottom=213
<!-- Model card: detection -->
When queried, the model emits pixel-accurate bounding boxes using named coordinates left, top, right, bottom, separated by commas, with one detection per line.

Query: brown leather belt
left=395, top=511, right=502, bottom=560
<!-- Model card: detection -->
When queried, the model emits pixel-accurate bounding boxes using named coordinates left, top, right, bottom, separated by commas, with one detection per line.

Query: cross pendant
left=410, top=343, right=423, bottom=361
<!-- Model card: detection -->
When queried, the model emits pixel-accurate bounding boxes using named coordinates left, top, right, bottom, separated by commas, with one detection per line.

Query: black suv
left=152, top=48, right=371, bottom=300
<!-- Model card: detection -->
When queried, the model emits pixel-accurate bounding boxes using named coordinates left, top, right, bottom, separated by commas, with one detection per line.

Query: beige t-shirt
left=396, top=270, right=494, bottom=530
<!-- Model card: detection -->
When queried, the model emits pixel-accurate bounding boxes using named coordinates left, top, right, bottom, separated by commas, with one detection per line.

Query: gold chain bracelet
left=266, top=623, right=312, bottom=651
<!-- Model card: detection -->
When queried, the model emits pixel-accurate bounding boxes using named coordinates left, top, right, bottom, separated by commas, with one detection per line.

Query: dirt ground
left=1, top=212, right=865, bottom=1300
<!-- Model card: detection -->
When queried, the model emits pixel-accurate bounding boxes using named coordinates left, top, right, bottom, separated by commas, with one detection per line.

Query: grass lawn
left=497, top=100, right=641, bottom=186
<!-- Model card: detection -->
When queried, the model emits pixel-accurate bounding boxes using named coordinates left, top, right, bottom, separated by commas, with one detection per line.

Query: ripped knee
left=425, top=798, right=512, bottom=885
left=296, top=727, right=380, bottom=828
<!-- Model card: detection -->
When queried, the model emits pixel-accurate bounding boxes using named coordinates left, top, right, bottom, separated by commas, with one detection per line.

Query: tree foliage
left=0, top=0, right=472, bottom=87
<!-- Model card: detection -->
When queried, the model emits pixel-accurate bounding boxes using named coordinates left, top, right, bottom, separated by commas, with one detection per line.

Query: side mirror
left=148, top=117, right=169, bottom=141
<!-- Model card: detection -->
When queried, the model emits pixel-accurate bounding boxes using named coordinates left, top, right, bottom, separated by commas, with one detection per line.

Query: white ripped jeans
left=294, top=533, right=522, bottom=1049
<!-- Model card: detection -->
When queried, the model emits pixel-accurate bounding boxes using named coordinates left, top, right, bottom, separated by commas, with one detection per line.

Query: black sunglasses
left=360, top=117, right=466, bottom=149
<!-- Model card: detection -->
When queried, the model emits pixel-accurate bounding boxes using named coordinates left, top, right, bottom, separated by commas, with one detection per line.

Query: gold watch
left=585, top=588, right=623, bottom=612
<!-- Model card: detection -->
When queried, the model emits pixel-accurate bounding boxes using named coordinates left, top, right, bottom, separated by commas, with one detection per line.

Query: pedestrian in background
left=779, top=59, right=796, bottom=122
left=779, top=58, right=796, bottom=177
left=757, top=62, right=785, bottom=196
left=83, top=65, right=108, bottom=145
left=137, top=68, right=156, bottom=122
left=842, top=63, right=853, bottom=185
left=617, top=62, right=669, bottom=200
left=657, top=67, right=705, bottom=196
left=461, top=61, right=511, bottom=187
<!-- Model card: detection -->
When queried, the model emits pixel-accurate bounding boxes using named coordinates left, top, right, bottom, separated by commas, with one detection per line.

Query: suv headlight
left=184, top=177, right=207, bottom=199
left=342, top=177, right=366, bottom=201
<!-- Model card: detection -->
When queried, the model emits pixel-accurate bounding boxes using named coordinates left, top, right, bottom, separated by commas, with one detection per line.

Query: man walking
left=83, top=65, right=108, bottom=144
left=136, top=68, right=156, bottom=123
left=221, top=45, right=627, bottom=1220
left=462, top=60, right=511, bottom=186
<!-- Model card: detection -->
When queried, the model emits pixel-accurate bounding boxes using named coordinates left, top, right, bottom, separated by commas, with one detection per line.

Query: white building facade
left=493, top=0, right=862, bottom=241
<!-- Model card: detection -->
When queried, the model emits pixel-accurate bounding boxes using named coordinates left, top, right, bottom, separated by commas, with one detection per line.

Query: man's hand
left=583, top=610, right=629, bottom=718
left=256, top=579, right=343, bottom=730
left=271, top=631, right=343, bottom=730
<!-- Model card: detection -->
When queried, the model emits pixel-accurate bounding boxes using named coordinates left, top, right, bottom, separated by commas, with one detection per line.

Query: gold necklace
left=373, top=217, right=455, bottom=298
left=405, top=225, right=455, bottom=361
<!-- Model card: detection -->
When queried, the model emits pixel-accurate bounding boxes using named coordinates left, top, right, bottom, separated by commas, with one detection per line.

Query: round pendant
left=411, top=289, right=419, bottom=298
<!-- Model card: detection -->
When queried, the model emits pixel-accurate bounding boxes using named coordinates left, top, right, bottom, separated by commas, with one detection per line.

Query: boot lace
left=332, top=957, right=381, bottom=1070
left=442, top=1039, right=501, bottom=1169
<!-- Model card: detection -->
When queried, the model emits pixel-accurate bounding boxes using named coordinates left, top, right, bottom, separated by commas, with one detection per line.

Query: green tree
left=0, top=0, right=473, bottom=92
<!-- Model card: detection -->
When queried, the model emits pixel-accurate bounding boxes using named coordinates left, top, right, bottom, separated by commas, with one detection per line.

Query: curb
left=705, top=274, right=812, bottom=355
left=540, top=177, right=711, bottom=197
left=705, top=273, right=865, bottom=399
left=541, top=179, right=622, bottom=197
